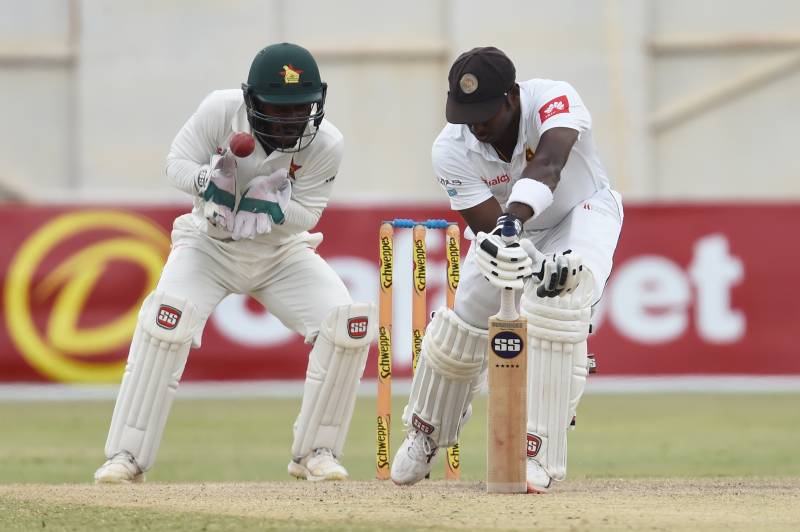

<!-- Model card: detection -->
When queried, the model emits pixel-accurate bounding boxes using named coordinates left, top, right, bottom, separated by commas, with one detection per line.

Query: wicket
left=377, top=219, right=461, bottom=480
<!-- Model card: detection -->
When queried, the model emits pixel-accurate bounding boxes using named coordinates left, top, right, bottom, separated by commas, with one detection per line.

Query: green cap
left=246, top=43, right=324, bottom=105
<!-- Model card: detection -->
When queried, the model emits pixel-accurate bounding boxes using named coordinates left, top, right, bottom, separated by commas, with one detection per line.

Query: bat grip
left=497, top=288, right=518, bottom=321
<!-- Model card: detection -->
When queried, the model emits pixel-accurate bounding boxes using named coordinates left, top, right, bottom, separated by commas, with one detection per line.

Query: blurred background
left=0, top=0, right=798, bottom=484
left=3, top=0, right=800, bottom=203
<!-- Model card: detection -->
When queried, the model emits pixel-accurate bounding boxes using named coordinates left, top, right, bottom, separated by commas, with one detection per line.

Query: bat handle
left=497, top=288, right=518, bottom=321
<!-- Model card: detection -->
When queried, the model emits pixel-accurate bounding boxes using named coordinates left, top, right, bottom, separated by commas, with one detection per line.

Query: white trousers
left=160, top=215, right=352, bottom=346
left=455, top=188, right=623, bottom=328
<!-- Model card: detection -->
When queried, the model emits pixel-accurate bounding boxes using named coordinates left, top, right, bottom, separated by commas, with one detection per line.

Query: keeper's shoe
left=94, top=451, right=145, bottom=484
left=288, top=448, right=348, bottom=481
left=526, top=457, right=552, bottom=494
left=390, top=429, right=439, bottom=485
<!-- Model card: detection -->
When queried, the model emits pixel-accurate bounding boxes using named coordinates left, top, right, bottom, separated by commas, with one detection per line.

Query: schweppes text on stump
left=447, top=235, right=460, bottom=292
left=378, top=326, right=391, bottom=380
left=376, top=415, right=390, bottom=470
left=413, top=238, right=426, bottom=293
left=380, top=236, right=393, bottom=290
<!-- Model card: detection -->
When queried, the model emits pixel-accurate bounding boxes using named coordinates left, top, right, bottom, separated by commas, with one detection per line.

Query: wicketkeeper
left=94, top=43, right=376, bottom=483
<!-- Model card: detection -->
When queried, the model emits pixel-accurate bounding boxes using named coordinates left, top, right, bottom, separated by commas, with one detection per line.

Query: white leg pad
left=291, top=302, right=377, bottom=459
left=522, top=273, right=594, bottom=481
left=105, top=292, right=200, bottom=471
left=402, top=308, right=486, bottom=447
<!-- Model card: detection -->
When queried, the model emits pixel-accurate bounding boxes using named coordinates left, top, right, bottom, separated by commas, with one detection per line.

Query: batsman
left=391, top=47, right=623, bottom=492
left=94, top=42, right=376, bottom=483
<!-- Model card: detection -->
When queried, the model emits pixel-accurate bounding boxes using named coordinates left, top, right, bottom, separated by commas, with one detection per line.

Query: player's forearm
left=520, top=158, right=561, bottom=192
left=165, top=157, right=203, bottom=196
left=506, top=160, right=561, bottom=220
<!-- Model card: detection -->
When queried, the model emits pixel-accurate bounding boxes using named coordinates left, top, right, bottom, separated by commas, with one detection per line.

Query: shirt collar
left=461, top=88, right=531, bottom=162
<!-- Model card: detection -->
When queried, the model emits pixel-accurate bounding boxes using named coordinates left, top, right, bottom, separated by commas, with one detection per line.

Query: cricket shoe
left=391, top=429, right=439, bottom=485
left=526, top=457, right=552, bottom=494
left=288, top=448, right=348, bottom=481
left=94, top=451, right=144, bottom=484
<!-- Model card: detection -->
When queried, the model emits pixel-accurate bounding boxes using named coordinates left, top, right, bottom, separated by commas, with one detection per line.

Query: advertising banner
left=2, top=203, right=798, bottom=383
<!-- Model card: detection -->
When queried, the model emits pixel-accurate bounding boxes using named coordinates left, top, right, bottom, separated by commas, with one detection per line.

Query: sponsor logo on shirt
left=437, top=176, right=463, bottom=187
left=538, top=95, right=570, bottom=123
left=481, top=174, right=510, bottom=188
left=447, top=188, right=457, bottom=197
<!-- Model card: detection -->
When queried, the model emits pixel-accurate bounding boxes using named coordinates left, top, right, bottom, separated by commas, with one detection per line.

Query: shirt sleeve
left=278, top=128, right=343, bottom=233
left=432, top=142, right=492, bottom=211
left=165, top=91, right=229, bottom=195
left=533, top=81, right=591, bottom=136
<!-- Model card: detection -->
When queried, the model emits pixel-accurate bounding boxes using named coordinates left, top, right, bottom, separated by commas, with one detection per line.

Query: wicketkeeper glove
left=232, top=168, right=292, bottom=240
left=196, top=153, right=237, bottom=231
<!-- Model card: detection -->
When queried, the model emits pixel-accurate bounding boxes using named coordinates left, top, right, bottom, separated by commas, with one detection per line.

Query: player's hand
left=475, top=231, right=533, bottom=290
left=490, top=213, right=523, bottom=239
left=196, top=153, right=237, bottom=231
left=232, top=168, right=292, bottom=241
left=519, top=240, right=583, bottom=298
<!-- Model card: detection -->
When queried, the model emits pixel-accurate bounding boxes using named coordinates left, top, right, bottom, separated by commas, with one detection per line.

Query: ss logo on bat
left=491, top=332, right=522, bottom=359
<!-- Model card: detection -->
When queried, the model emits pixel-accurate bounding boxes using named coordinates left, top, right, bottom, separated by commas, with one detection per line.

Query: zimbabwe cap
left=446, top=46, right=516, bottom=124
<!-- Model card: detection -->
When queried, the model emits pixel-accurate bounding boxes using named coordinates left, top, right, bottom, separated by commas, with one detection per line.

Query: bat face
left=490, top=329, right=525, bottom=359
left=487, top=313, right=528, bottom=493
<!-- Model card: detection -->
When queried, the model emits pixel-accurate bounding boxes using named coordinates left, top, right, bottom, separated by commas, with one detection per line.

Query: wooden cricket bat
left=487, top=288, right=528, bottom=493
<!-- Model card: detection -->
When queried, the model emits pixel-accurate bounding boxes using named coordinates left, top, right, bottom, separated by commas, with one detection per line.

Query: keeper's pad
left=291, top=302, right=377, bottom=459
left=522, top=272, right=594, bottom=481
left=105, top=292, right=200, bottom=471
left=402, top=308, right=486, bottom=447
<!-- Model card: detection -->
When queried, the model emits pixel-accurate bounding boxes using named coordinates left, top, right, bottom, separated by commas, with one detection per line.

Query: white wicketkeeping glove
left=519, top=240, right=584, bottom=298
left=232, top=168, right=292, bottom=241
left=196, top=153, right=237, bottom=231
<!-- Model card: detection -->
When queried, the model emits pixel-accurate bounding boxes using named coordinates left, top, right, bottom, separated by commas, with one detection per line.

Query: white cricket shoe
left=526, top=457, right=552, bottom=493
left=288, top=448, right=349, bottom=481
left=94, top=451, right=144, bottom=484
left=391, top=429, right=439, bottom=485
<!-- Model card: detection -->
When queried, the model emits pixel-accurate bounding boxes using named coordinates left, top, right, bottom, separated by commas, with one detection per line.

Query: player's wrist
left=493, top=213, right=523, bottom=238
left=195, top=165, right=211, bottom=195
left=506, top=179, right=553, bottom=219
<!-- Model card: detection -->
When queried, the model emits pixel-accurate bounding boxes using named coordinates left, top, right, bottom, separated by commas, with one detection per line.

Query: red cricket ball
left=229, top=132, right=255, bottom=158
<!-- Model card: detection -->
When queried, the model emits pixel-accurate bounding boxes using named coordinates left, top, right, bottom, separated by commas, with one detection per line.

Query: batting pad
left=105, top=292, right=200, bottom=471
left=521, top=273, right=593, bottom=481
left=291, top=302, right=377, bottom=459
left=403, top=307, right=486, bottom=447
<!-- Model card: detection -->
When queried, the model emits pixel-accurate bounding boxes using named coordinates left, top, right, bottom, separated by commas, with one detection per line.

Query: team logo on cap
left=279, top=64, right=303, bottom=84
left=459, top=73, right=478, bottom=94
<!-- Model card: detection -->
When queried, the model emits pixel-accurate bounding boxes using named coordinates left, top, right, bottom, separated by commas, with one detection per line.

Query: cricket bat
left=487, top=286, right=528, bottom=493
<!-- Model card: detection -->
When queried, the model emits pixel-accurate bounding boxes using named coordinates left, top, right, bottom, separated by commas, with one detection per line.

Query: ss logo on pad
left=347, top=317, right=368, bottom=339
left=156, top=305, right=182, bottom=330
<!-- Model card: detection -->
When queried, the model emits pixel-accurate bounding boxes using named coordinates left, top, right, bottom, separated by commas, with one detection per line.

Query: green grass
left=1, top=393, right=799, bottom=483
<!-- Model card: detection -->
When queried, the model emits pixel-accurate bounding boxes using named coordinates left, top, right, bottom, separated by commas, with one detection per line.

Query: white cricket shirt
left=166, top=89, right=343, bottom=244
left=432, top=79, right=610, bottom=232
